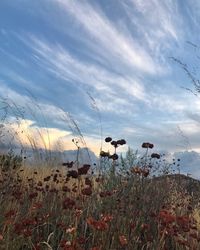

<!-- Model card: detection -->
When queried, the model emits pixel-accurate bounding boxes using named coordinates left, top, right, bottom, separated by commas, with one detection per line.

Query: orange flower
left=159, top=210, right=176, bottom=224
left=87, top=217, right=108, bottom=231
left=131, top=166, right=141, bottom=175
left=142, top=168, right=149, bottom=177
left=101, top=214, right=113, bottom=223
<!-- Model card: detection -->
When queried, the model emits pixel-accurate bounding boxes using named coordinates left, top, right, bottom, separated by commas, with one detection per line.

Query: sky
left=1, top=0, right=200, bottom=176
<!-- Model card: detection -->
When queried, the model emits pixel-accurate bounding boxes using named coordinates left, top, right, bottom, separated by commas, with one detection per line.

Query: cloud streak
left=52, top=0, right=164, bottom=75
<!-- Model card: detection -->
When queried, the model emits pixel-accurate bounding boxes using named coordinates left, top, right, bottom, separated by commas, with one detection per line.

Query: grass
left=0, top=142, right=200, bottom=250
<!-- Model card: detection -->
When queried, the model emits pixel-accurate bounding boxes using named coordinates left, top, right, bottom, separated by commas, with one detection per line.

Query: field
left=0, top=140, right=200, bottom=250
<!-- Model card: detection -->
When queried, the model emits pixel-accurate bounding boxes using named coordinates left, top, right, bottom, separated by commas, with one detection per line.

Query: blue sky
left=1, top=0, right=200, bottom=173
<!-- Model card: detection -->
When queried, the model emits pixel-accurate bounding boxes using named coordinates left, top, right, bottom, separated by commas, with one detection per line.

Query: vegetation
left=0, top=135, right=200, bottom=250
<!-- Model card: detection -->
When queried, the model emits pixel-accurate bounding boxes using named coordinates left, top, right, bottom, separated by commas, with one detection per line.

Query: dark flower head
left=78, top=164, right=90, bottom=175
left=85, top=177, right=92, bottom=186
left=117, top=139, right=126, bottom=145
left=110, top=153, right=118, bottom=160
left=149, top=143, right=154, bottom=149
left=111, top=140, right=118, bottom=148
left=67, top=170, right=78, bottom=179
left=62, top=198, right=75, bottom=209
left=100, top=151, right=110, bottom=157
left=62, top=161, right=74, bottom=168
left=151, top=153, right=160, bottom=159
left=105, top=137, right=112, bottom=142
left=142, top=142, right=154, bottom=149
left=81, top=187, right=92, bottom=196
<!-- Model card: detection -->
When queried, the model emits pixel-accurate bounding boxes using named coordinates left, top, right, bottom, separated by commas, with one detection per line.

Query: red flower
left=141, top=223, right=150, bottom=231
left=62, top=198, right=76, bottom=209
left=119, top=235, right=128, bottom=246
left=81, top=187, right=92, bottom=196
left=87, top=217, right=108, bottom=231
left=101, top=214, right=113, bottom=223
left=5, top=209, right=16, bottom=219
left=158, top=210, right=176, bottom=224
left=29, top=192, right=38, bottom=200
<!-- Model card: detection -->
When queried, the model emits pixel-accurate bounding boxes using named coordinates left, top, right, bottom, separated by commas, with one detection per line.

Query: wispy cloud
left=122, top=0, right=182, bottom=67
left=51, top=0, right=163, bottom=75
left=18, top=34, right=149, bottom=114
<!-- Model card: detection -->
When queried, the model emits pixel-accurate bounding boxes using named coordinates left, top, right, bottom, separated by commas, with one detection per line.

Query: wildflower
left=142, top=142, right=154, bottom=149
left=101, top=214, right=113, bottom=223
left=43, top=176, right=51, bottom=182
left=78, top=164, right=90, bottom=175
left=67, top=170, right=78, bottom=179
left=62, top=161, right=74, bottom=168
left=100, top=151, right=110, bottom=157
left=31, top=202, right=43, bottom=210
left=119, top=235, right=128, bottom=246
left=99, top=191, right=112, bottom=198
left=75, top=209, right=83, bottom=217
left=81, top=187, right=92, bottom=196
left=117, top=139, right=126, bottom=145
left=105, top=137, right=112, bottom=142
left=190, top=232, right=198, bottom=239
left=90, top=247, right=101, bottom=250
left=37, top=181, right=43, bottom=186
left=87, top=217, right=108, bottom=231
left=62, top=198, right=76, bottom=210
left=62, top=186, right=71, bottom=192
left=110, top=153, right=118, bottom=160
left=29, top=192, right=38, bottom=200
left=5, top=210, right=16, bottom=219
left=141, top=223, right=150, bottom=231
left=151, top=153, right=160, bottom=159
left=77, top=236, right=86, bottom=245
left=66, top=226, right=76, bottom=234
left=131, top=167, right=141, bottom=175
left=111, top=140, right=118, bottom=148
left=85, top=177, right=92, bottom=187
left=130, top=222, right=135, bottom=230
left=158, top=210, right=176, bottom=224
left=142, top=168, right=150, bottom=177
